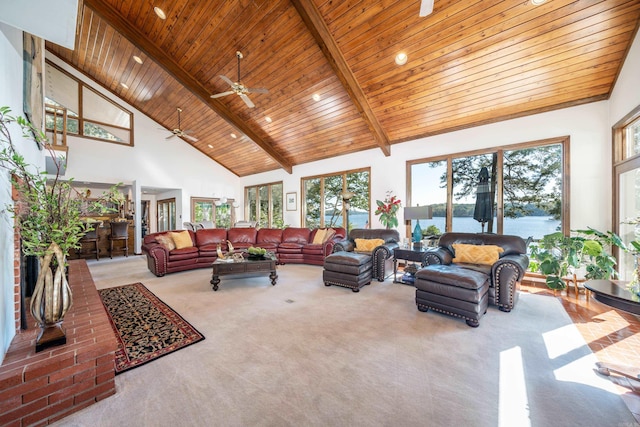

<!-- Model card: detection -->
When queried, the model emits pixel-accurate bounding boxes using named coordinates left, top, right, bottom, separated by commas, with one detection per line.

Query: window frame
left=244, top=181, right=283, bottom=228
left=612, top=104, right=640, bottom=277
left=406, top=136, right=569, bottom=238
left=44, top=60, right=134, bottom=146
left=301, top=167, right=370, bottom=230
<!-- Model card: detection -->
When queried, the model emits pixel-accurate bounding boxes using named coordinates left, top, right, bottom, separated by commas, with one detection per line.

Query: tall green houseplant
left=530, top=227, right=627, bottom=290
left=0, top=106, right=120, bottom=351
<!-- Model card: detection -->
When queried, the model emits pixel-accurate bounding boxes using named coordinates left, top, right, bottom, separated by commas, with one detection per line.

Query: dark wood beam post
left=291, top=0, right=391, bottom=157
left=83, top=0, right=293, bottom=174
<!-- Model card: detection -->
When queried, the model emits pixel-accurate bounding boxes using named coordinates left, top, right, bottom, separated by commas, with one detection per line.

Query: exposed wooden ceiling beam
left=291, top=0, right=391, bottom=157
left=83, top=0, right=293, bottom=174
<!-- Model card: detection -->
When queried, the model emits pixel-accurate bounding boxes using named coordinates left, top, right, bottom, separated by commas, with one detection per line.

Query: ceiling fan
left=164, top=107, right=198, bottom=142
left=210, top=51, right=268, bottom=108
left=420, top=0, right=434, bottom=16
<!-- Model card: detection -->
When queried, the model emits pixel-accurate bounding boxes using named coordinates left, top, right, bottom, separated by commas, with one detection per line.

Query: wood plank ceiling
left=46, top=0, right=640, bottom=177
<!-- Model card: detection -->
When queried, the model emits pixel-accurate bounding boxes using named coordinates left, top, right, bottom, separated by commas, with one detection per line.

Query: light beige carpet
left=53, top=256, right=637, bottom=427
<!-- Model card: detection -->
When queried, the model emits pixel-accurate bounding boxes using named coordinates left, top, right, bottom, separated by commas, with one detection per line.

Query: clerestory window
left=44, top=61, right=133, bottom=146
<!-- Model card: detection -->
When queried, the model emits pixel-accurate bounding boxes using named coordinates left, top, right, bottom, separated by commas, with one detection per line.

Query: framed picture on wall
left=286, top=192, right=297, bottom=211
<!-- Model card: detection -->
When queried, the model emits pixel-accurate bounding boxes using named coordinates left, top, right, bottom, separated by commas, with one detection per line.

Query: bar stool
left=77, top=221, right=101, bottom=260
left=109, top=221, right=129, bottom=258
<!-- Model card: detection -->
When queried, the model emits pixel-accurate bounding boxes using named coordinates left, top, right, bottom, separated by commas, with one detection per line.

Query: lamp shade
left=404, top=206, right=432, bottom=220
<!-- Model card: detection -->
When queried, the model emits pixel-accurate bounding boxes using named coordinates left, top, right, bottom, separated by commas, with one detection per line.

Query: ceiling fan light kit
left=210, top=51, right=269, bottom=108
left=164, top=107, right=198, bottom=142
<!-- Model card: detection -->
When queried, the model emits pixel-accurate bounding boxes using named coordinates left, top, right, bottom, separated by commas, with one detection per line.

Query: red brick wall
left=13, top=225, right=20, bottom=330
left=0, top=260, right=117, bottom=426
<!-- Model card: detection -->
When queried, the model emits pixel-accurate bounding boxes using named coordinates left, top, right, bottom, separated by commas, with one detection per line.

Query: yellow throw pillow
left=322, top=228, right=336, bottom=243
left=354, top=238, right=385, bottom=252
left=452, top=243, right=504, bottom=265
left=170, top=230, right=193, bottom=249
left=312, top=229, right=327, bottom=244
left=156, top=234, right=176, bottom=251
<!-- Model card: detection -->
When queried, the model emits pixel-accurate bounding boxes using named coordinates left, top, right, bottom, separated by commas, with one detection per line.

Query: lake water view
left=341, top=212, right=561, bottom=240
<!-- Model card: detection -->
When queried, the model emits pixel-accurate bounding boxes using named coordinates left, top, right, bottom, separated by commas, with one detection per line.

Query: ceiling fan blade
left=210, top=90, right=235, bottom=99
left=420, top=0, right=434, bottom=16
left=246, top=87, right=268, bottom=94
left=165, top=134, right=176, bottom=140
left=219, top=75, right=235, bottom=87
left=239, top=93, right=255, bottom=108
left=184, top=134, right=199, bottom=143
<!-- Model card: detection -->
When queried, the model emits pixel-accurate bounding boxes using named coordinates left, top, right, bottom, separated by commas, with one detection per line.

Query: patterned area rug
left=99, top=283, right=205, bottom=374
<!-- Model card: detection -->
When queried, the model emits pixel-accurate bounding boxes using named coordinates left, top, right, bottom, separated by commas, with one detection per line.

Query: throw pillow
left=452, top=243, right=504, bottom=265
left=170, top=230, right=193, bottom=249
left=354, top=238, right=385, bottom=252
left=156, top=234, right=176, bottom=251
left=322, top=228, right=336, bottom=243
left=312, top=228, right=327, bottom=244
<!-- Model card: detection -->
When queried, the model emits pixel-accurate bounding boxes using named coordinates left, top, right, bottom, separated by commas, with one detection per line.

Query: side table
left=393, top=247, right=430, bottom=285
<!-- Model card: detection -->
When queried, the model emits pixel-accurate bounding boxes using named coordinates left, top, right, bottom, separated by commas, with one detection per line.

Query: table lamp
left=404, top=206, right=433, bottom=244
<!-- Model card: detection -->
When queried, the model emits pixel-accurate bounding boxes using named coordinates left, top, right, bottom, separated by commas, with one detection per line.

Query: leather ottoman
left=414, top=264, right=489, bottom=327
left=323, top=252, right=372, bottom=292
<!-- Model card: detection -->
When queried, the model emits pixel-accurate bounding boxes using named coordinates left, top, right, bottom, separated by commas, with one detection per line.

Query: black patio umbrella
left=473, top=167, right=492, bottom=232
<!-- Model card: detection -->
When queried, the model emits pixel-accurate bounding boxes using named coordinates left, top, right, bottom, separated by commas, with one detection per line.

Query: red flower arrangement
left=374, top=191, right=401, bottom=229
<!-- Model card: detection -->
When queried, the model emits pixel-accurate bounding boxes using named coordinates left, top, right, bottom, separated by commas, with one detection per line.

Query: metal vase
left=30, top=242, right=73, bottom=352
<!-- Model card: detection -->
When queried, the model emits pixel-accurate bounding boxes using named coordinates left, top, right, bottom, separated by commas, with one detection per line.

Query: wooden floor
left=521, top=281, right=640, bottom=423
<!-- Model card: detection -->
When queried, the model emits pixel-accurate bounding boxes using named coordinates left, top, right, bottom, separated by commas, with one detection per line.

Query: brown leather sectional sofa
left=141, top=226, right=346, bottom=277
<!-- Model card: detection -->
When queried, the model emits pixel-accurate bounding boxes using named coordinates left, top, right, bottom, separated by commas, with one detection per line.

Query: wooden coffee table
left=210, top=255, right=278, bottom=291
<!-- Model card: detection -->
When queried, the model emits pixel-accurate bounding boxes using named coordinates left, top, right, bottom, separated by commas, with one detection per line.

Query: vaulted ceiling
left=45, top=0, right=640, bottom=177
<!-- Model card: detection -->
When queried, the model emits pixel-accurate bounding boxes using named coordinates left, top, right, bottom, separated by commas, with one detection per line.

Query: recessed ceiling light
left=154, top=7, right=166, bottom=19
left=207, top=144, right=213, bottom=149
left=120, top=82, right=129, bottom=89
left=265, top=116, right=272, bottom=123
left=531, top=0, right=546, bottom=4
left=312, top=94, right=321, bottom=102
left=230, top=133, right=237, bottom=139
left=395, top=52, right=408, bottom=65
left=133, top=55, right=143, bottom=64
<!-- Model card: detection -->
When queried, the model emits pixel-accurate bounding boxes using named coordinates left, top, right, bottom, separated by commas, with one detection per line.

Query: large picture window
left=44, top=61, right=133, bottom=145
left=613, top=104, right=640, bottom=280
left=245, top=182, right=283, bottom=228
left=408, top=138, right=567, bottom=240
left=302, top=168, right=370, bottom=230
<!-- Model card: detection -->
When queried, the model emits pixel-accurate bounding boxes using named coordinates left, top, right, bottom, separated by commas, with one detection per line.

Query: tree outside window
left=303, top=169, right=370, bottom=230
left=245, top=182, right=283, bottom=228
left=409, top=139, right=566, bottom=240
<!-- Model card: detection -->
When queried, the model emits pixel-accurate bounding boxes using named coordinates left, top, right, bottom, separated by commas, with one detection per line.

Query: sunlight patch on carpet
left=499, top=346, right=530, bottom=427
left=99, top=282, right=205, bottom=374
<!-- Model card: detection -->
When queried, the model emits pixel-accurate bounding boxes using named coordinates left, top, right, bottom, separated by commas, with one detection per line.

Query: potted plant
left=374, top=191, right=401, bottom=229
left=0, top=106, right=120, bottom=351
left=529, top=227, right=627, bottom=290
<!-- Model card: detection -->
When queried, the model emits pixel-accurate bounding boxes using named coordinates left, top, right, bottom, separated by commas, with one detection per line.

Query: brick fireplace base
left=0, top=260, right=117, bottom=425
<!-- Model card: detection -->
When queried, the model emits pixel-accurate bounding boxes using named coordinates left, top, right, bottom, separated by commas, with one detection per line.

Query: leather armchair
left=422, top=232, right=529, bottom=312
left=333, top=228, right=400, bottom=281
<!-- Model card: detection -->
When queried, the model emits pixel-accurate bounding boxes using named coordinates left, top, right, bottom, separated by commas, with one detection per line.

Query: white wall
left=609, top=29, right=640, bottom=126
left=0, top=23, right=46, bottom=363
left=243, top=101, right=612, bottom=232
